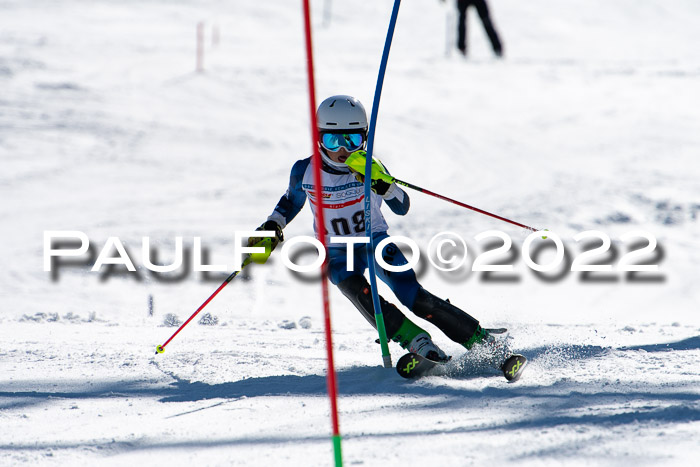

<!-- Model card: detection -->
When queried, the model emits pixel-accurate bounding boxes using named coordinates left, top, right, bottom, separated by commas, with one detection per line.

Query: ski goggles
left=320, top=132, right=365, bottom=152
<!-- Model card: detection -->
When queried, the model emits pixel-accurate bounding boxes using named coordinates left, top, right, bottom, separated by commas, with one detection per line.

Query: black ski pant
left=457, top=0, right=503, bottom=56
left=337, top=275, right=481, bottom=347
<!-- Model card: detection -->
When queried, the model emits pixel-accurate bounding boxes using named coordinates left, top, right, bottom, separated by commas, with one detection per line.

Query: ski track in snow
left=1, top=0, right=700, bottom=465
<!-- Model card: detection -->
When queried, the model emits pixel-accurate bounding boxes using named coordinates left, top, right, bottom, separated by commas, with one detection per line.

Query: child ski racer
left=248, top=95, right=526, bottom=381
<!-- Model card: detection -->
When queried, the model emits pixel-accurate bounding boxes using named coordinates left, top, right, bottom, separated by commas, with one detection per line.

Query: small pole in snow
left=445, top=10, right=452, bottom=58
left=196, top=21, right=205, bottom=72
left=322, top=0, right=332, bottom=27
left=148, top=294, right=154, bottom=317
left=212, top=24, right=220, bottom=47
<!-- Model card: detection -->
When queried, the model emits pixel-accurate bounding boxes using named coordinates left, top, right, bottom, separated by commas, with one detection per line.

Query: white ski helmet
left=316, top=95, right=368, bottom=170
left=316, top=95, right=368, bottom=133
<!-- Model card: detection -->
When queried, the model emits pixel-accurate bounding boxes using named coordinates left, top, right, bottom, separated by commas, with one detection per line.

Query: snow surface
left=2, top=0, right=700, bottom=465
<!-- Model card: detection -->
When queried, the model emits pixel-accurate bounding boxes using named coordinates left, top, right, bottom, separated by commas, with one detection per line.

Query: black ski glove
left=247, top=220, right=284, bottom=251
left=353, top=172, right=395, bottom=197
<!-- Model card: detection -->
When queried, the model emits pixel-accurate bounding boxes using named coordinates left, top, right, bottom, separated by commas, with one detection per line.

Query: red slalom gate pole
left=301, top=1, right=343, bottom=465
left=196, top=21, right=204, bottom=72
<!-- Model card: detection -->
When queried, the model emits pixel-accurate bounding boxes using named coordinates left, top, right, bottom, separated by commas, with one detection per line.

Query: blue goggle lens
left=321, top=133, right=364, bottom=152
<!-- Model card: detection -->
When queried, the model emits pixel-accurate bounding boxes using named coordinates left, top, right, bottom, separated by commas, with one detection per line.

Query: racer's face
left=326, top=146, right=351, bottom=164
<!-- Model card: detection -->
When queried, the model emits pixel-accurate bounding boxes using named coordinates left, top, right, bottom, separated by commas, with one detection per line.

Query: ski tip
left=397, top=353, right=418, bottom=378
left=502, top=354, right=527, bottom=382
left=396, top=352, right=447, bottom=379
left=396, top=352, right=426, bottom=379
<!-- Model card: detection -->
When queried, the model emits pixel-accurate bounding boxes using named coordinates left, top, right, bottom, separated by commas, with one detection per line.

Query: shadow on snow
left=1, top=336, right=699, bottom=454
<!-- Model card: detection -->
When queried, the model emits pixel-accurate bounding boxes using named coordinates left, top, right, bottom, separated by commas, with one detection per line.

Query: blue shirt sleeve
left=267, top=157, right=311, bottom=228
left=380, top=162, right=410, bottom=216
left=384, top=187, right=410, bottom=215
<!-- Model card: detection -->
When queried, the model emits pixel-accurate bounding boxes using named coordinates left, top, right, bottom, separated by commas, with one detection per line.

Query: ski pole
left=154, top=238, right=271, bottom=355
left=395, top=179, right=538, bottom=232
left=346, top=151, right=542, bottom=233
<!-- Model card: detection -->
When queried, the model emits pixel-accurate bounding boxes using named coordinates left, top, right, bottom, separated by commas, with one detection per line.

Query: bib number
left=330, top=210, right=365, bottom=235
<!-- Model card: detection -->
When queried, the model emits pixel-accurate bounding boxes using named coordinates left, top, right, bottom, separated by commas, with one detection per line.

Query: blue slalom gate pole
left=364, top=0, right=402, bottom=369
